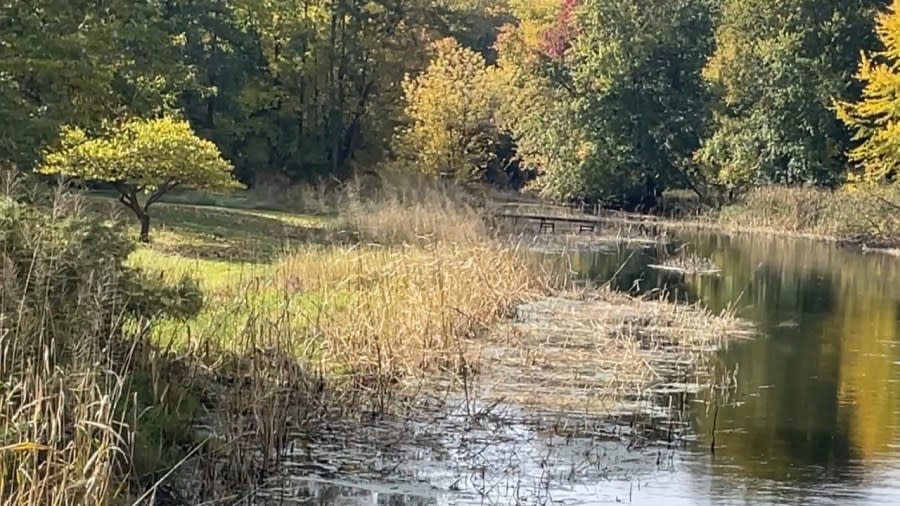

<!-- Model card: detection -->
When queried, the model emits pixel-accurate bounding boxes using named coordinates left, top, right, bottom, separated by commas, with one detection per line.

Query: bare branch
left=876, top=194, right=900, bottom=213
left=144, top=179, right=179, bottom=210
left=114, top=182, right=143, bottom=218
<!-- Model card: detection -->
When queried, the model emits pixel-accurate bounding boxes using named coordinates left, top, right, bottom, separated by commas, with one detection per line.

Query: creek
left=260, top=229, right=900, bottom=505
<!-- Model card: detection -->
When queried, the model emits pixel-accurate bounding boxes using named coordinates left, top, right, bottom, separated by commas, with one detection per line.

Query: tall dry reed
left=718, top=185, right=900, bottom=243
left=0, top=188, right=133, bottom=505
left=160, top=179, right=554, bottom=415
left=337, top=173, right=487, bottom=245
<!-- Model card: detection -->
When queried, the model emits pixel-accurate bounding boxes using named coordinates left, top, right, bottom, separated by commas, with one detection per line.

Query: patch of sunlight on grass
left=237, top=208, right=336, bottom=226
left=90, top=193, right=341, bottom=263
left=150, top=285, right=355, bottom=358
left=130, top=248, right=273, bottom=293
left=147, top=203, right=338, bottom=262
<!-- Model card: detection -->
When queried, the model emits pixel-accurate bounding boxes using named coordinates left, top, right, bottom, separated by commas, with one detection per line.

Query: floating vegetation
left=775, top=319, right=799, bottom=328
left=257, top=398, right=669, bottom=506
left=649, top=253, right=720, bottom=275
left=525, top=232, right=668, bottom=254
left=248, top=287, right=753, bottom=505
left=481, top=289, right=753, bottom=421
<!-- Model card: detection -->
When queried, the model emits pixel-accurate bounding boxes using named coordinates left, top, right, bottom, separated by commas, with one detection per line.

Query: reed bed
left=0, top=188, right=139, bottom=505
left=274, top=243, right=544, bottom=381
left=0, top=171, right=757, bottom=504
left=718, top=185, right=900, bottom=245
left=126, top=181, right=558, bottom=502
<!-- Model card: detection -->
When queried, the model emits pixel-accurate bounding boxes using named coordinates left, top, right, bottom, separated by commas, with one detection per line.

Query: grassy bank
left=716, top=186, right=900, bottom=248
left=1, top=173, right=760, bottom=504
left=547, top=185, right=900, bottom=252
left=0, top=174, right=558, bottom=504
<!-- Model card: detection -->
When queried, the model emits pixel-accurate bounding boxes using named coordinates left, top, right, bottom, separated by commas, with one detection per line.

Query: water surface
left=571, top=230, right=900, bottom=505
left=264, top=229, right=900, bottom=505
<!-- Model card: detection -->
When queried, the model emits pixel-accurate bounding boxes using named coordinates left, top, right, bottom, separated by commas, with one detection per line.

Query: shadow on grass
left=122, top=338, right=336, bottom=504
left=147, top=203, right=349, bottom=263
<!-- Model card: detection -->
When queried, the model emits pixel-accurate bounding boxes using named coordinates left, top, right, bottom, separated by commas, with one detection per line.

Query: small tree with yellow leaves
left=40, top=117, right=241, bottom=242
left=397, top=38, right=500, bottom=181
left=836, top=0, right=900, bottom=184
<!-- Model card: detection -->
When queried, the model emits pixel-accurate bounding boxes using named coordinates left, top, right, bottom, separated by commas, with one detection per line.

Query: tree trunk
left=139, top=213, right=151, bottom=243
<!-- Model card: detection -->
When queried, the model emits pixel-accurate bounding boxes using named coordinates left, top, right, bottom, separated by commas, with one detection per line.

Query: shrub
left=0, top=192, right=201, bottom=345
left=0, top=178, right=203, bottom=504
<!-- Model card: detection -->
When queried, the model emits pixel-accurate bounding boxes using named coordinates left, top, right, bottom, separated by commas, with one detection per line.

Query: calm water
left=265, top=230, right=900, bottom=505
left=571, top=230, right=900, bottom=505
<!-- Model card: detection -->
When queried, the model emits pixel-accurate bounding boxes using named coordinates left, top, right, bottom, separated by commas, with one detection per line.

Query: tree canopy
left=837, top=0, right=900, bottom=184
left=698, top=0, right=886, bottom=190
left=0, top=0, right=189, bottom=168
left=397, top=38, right=498, bottom=181
left=3, top=0, right=900, bottom=209
left=39, top=117, right=239, bottom=241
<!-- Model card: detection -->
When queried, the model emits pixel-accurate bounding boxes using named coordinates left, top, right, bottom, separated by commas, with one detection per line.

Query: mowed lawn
left=100, top=197, right=353, bottom=354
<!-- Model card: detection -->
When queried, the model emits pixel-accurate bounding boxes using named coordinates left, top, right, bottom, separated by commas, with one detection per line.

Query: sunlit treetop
left=40, top=117, right=240, bottom=192
left=836, top=0, right=900, bottom=184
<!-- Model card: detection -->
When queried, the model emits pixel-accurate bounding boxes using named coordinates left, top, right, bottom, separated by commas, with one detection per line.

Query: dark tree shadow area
left=143, top=203, right=350, bottom=263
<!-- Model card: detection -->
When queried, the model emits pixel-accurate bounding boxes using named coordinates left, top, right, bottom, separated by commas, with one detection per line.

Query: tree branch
left=145, top=179, right=179, bottom=210
left=876, top=194, right=900, bottom=213
left=114, top=182, right=144, bottom=218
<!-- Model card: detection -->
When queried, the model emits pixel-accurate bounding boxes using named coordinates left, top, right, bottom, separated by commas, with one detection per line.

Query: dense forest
left=4, top=0, right=900, bottom=209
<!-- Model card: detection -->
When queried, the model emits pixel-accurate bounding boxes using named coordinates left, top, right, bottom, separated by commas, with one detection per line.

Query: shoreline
left=14, top=184, right=886, bottom=505
left=502, top=204, right=900, bottom=255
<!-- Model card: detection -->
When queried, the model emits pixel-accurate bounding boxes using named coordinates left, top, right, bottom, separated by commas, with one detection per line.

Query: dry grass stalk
left=0, top=190, right=133, bottom=505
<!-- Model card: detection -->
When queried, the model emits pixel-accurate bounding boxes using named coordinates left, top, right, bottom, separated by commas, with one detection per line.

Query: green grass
left=149, top=279, right=355, bottom=355
left=102, top=195, right=352, bottom=353
left=90, top=181, right=339, bottom=214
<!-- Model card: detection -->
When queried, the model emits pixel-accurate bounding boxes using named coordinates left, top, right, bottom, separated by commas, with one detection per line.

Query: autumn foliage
left=837, top=0, right=900, bottom=184
left=541, top=0, right=581, bottom=59
left=397, top=38, right=501, bottom=181
left=40, top=117, right=240, bottom=241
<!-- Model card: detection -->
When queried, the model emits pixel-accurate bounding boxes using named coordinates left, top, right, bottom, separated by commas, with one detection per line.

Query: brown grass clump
left=718, top=185, right=900, bottom=245
left=0, top=345, right=130, bottom=506
left=273, top=242, right=546, bottom=388
left=337, top=175, right=488, bottom=245
left=0, top=187, right=136, bottom=505
left=342, top=199, right=488, bottom=245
